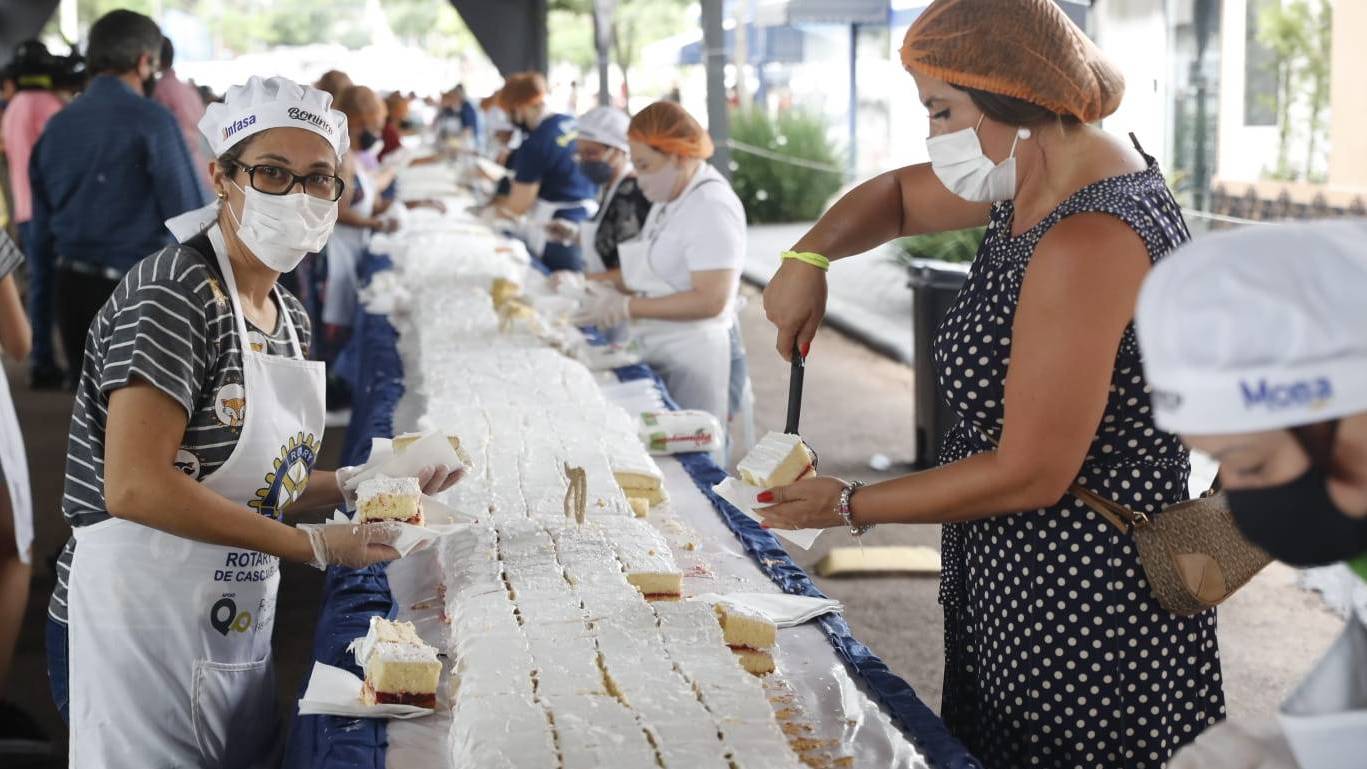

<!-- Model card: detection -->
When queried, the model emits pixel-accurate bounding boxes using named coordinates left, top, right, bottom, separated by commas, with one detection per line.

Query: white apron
left=0, top=368, right=32, bottom=563
left=67, top=226, right=325, bottom=769
left=1278, top=607, right=1367, bottom=769
left=578, top=170, right=628, bottom=275
left=618, top=179, right=733, bottom=431
left=323, top=167, right=377, bottom=327
left=525, top=197, right=597, bottom=262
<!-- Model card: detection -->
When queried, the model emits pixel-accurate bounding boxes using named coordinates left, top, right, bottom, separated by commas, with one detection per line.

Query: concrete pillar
left=1327, top=0, right=1367, bottom=190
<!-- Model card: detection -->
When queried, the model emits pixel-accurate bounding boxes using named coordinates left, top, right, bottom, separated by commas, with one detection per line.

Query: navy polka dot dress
left=933, top=154, right=1226, bottom=769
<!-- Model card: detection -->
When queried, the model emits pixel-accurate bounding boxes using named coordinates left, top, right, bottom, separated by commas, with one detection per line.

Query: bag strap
left=973, top=427, right=1149, bottom=533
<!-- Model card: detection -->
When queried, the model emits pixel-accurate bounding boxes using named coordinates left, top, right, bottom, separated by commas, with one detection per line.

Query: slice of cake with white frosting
left=353, top=617, right=441, bottom=708
left=602, top=518, right=682, bottom=598
left=736, top=431, right=816, bottom=489
left=356, top=476, right=423, bottom=525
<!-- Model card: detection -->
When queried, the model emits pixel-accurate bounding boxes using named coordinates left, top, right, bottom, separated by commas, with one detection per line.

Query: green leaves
left=889, top=228, right=986, bottom=267
left=729, top=109, right=844, bottom=224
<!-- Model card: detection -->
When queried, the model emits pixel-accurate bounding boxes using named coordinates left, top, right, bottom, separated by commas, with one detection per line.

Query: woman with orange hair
left=574, top=101, right=749, bottom=449
left=755, top=1, right=1223, bottom=767
left=491, top=72, right=597, bottom=271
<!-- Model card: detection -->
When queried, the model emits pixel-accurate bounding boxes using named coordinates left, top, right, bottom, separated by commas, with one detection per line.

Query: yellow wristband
left=780, top=250, right=830, bottom=271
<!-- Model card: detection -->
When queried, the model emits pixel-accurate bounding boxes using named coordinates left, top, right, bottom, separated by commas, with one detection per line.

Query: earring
left=1017, top=127, right=1033, bottom=140
left=216, top=190, right=227, bottom=200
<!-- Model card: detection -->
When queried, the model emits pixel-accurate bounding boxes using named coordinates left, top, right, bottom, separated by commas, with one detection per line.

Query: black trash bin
left=907, top=260, right=970, bottom=469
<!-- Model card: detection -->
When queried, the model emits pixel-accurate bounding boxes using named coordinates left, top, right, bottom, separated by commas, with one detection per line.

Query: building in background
left=1211, top=0, right=1363, bottom=221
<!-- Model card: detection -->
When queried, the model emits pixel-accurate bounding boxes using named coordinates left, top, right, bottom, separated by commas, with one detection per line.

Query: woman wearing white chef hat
left=50, top=75, right=460, bottom=768
left=1135, top=220, right=1367, bottom=769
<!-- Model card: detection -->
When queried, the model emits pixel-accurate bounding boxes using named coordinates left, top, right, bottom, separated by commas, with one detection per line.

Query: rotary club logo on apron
left=248, top=432, right=319, bottom=520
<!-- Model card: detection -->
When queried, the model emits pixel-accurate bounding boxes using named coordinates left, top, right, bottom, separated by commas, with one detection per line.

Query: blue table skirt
left=288, top=256, right=982, bottom=769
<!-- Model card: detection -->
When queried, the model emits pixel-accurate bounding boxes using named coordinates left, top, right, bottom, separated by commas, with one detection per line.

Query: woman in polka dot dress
left=755, top=2, right=1225, bottom=767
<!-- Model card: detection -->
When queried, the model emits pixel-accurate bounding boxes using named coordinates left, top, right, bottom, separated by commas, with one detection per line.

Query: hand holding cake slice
left=737, top=431, right=816, bottom=489
left=353, top=617, right=441, bottom=708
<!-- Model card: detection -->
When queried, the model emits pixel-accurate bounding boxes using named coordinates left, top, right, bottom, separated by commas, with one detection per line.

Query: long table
left=285, top=249, right=983, bottom=769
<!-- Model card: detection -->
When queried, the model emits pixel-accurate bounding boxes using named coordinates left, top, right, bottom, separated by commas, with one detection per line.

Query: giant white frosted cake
left=371, top=173, right=809, bottom=768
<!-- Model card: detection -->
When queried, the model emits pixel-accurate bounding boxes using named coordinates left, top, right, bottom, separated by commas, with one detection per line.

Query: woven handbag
left=1067, top=480, right=1272, bottom=616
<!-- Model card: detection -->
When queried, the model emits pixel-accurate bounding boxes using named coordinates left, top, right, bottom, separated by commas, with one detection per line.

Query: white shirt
left=637, top=162, right=746, bottom=293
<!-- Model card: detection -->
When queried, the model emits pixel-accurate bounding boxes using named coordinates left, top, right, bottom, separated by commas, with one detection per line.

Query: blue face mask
left=580, top=159, right=616, bottom=186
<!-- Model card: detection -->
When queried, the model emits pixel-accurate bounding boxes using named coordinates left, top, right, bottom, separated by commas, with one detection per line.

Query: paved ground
left=2, top=264, right=1348, bottom=766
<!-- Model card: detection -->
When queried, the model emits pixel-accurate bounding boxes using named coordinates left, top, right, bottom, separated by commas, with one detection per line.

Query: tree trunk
left=612, top=20, right=630, bottom=105
left=1276, top=63, right=1294, bottom=179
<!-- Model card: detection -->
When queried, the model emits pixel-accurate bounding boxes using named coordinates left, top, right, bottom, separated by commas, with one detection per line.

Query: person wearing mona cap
left=755, top=0, right=1222, bottom=765
left=1136, top=220, right=1367, bottom=769
left=51, top=75, right=462, bottom=768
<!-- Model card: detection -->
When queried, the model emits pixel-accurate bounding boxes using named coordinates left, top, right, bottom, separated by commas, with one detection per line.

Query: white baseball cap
left=576, top=105, right=630, bottom=152
left=1136, top=220, right=1367, bottom=435
left=200, top=75, right=349, bottom=159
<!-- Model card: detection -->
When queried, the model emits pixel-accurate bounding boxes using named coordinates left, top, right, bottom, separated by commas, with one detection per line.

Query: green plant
left=728, top=109, right=844, bottom=224
left=888, top=228, right=986, bottom=267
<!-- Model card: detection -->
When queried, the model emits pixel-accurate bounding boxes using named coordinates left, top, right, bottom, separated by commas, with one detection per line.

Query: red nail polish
left=760, top=523, right=770, bottom=529
left=800, top=342, right=811, bottom=359
left=756, top=491, right=774, bottom=503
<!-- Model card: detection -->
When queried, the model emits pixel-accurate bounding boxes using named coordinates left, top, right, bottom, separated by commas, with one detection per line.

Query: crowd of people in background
left=0, top=9, right=754, bottom=751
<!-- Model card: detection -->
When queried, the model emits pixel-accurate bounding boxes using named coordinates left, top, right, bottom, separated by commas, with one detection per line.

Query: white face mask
left=926, top=116, right=1027, bottom=203
left=638, top=161, right=681, bottom=203
left=226, top=182, right=338, bottom=273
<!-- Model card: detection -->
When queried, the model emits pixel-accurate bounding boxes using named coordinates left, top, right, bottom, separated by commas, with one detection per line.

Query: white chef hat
left=576, top=106, right=630, bottom=152
left=200, top=75, right=349, bottom=160
left=1136, top=220, right=1367, bottom=436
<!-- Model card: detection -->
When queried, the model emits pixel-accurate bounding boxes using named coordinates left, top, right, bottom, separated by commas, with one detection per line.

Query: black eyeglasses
left=230, top=162, right=346, bottom=201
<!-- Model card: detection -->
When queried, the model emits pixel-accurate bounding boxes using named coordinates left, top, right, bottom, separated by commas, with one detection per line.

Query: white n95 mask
left=227, top=182, right=338, bottom=272
left=926, top=117, right=1027, bottom=203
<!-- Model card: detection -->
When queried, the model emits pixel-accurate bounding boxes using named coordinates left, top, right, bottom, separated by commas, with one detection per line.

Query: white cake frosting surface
left=371, top=197, right=807, bottom=768
left=356, top=475, right=421, bottom=502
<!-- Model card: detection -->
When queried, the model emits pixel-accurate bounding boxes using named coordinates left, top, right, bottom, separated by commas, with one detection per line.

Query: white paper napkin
left=713, top=477, right=824, bottom=550
left=344, top=432, right=465, bottom=492
left=689, top=592, right=843, bottom=628
left=297, top=662, right=435, bottom=719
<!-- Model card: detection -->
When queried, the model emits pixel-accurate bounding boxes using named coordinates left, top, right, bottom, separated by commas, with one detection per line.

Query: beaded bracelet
left=837, top=480, right=873, bottom=537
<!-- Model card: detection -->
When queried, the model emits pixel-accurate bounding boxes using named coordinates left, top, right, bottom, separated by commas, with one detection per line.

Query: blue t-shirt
left=512, top=113, right=596, bottom=204
left=458, top=99, right=480, bottom=132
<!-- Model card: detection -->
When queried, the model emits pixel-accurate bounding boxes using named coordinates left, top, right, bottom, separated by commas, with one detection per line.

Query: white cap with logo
left=166, top=75, right=350, bottom=242
left=576, top=105, right=630, bottom=152
left=1135, top=219, right=1367, bottom=435
left=200, top=75, right=350, bottom=159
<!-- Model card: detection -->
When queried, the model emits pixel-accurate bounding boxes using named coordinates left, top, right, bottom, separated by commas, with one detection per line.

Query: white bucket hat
left=1136, top=220, right=1367, bottom=435
left=576, top=105, right=630, bottom=152
left=201, top=75, right=350, bottom=159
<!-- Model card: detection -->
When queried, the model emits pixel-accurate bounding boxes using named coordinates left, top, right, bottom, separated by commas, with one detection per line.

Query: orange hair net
left=900, top=0, right=1124, bottom=124
left=498, top=73, right=548, bottom=112
left=627, top=101, right=714, bottom=159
